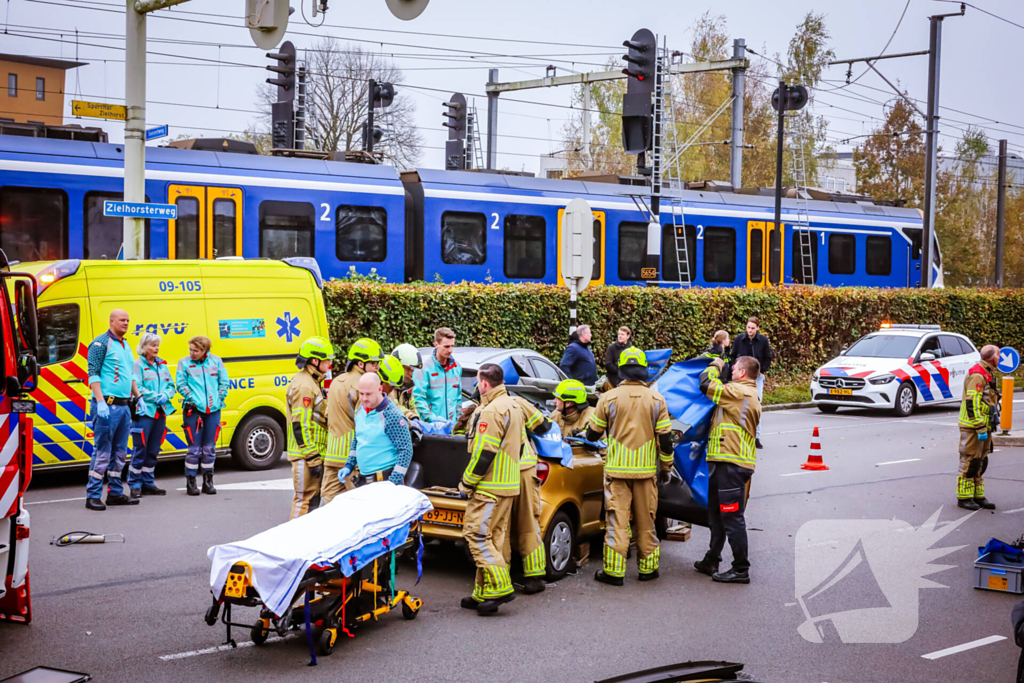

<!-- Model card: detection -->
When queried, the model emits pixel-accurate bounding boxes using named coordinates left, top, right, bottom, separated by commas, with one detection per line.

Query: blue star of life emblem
left=277, top=312, right=301, bottom=342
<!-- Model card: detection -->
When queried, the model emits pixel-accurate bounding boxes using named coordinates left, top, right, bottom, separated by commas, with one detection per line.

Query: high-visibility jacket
left=551, top=405, right=595, bottom=438
left=325, top=365, right=365, bottom=465
left=413, top=351, right=462, bottom=422
left=389, top=382, right=420, bottom=421
left=175, top=353, right=229, bottom=414
left=511, top=395, right=548, bottom=470
left=588, top=380, right=673, bottom=479
left=87, top=331, right=135, bottom=399
left=133, top=356, right=176, bottom=418
left=463, top=385, right=523, bottom=497
left=700, top=366, right=760, bottom=471
left=959, top=360, right=998, bottom=432
left=286, top=366, right=328, bottom=465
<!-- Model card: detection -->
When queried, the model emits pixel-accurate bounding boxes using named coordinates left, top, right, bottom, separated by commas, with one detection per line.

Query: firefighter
left=324, top=338, right=382, bottom=504
left=957, top=345, right=1001, bottom=511
left=338, top=373, right=414, bottom=487
left=458, top=363, right=524, bottom=615
left=586, top=348, right=674, bottom=586
left=378, top=353, right=420, bottom=421
left=550, top=379, right=595, bottom=437
left=693, top=356, right=761, bottom=584
left=286, top=336, right=333, bottom=519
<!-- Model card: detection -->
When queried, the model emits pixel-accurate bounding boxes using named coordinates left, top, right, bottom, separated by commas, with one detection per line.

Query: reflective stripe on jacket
left=175, top=353, right=229, bottom=413
left=133, top=356, right=176, bottom=419
left=286, top=367, right=328, bottom=464
left=413, top=352, right=462, bottom=422
left=588, top=380, right=672, bottom=479
left=325, top=366, right=365, bottom=465
left=700, top=366, right=760, bottom=470
left=464, top=385, right=522, bottom=496
left=512, top=395, right=547, bottom=470
left=959, top=361, right=997, bottom=431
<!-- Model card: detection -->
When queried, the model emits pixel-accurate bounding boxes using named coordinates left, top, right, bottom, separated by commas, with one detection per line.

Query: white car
left=810, top=324, right=980, bottom=416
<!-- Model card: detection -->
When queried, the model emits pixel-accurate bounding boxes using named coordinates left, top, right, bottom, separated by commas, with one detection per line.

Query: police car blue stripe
left=911, top=375, right=934, bottom=402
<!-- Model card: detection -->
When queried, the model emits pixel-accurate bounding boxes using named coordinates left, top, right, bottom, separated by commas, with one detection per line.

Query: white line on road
left=159, top=634, right=296, bottom=661
left=25, top=496, right=86, bottom=506
left=1002, top=507, right=1024, bottom=515
left=780, top=471, right=815, bottom=477
left=921, top=635, right=1006, bottom=660
left=175, top=478, right=292, bottom=492
left=875, top=458, right=921, bottom=466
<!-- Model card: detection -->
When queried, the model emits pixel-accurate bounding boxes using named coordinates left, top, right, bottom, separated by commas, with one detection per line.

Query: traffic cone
left=800, top=427, right=829, bottom=471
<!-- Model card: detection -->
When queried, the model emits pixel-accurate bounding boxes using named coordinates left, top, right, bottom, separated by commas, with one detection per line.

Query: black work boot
left=460, top=596, right=480, bottom=610
left=638, top=569, right=660, bottom=582
left=106, top=493, right=140, bottom=506
left=186, top=476, right=200, bottom=496
left=958, top=498, right=981, bottom=511
left=141, top=484, right=166, bottom=496
left=694, top=559, right=719, bottom=576
left=974, top=497, right=996, bottom=510
left=520, top=577, right=546, bottom=595
left=476, top=592, right=515, bottom=616
left=202, top=471, right=217, bottom=495
left=755, top=438, right=764, bottom=449
left=712, top=569, right=750, bottom=584
left=85, top=498, right=106, bottom=511
left=593, top=570, right=624, bottom=587
left=130, top=488, right=142, bottom=500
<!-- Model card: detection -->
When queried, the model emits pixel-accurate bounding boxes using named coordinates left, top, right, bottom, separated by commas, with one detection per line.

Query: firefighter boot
left=186, top=476, right=200, bottom=496
left=974, top=497, right=996, bottom=510
left=594, top=570, right=624, bottom=587
left=202, top=471, right=217, bottom=495
left=957, top=498, right=981, bottom=511
left=460, top=596, right=481, bottom=610
left=476, top=593, right=515, bottom=616
left=521, top=577, right=546, bottom=595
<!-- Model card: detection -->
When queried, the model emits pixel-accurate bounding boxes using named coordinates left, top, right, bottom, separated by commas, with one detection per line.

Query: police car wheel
left=817, top=404, right=839, bottom=414
left=231, top=415, right=284, bottom=471
left=544, top=511, right=576, bottom=581
left=892, top=381, right=916, bottom=417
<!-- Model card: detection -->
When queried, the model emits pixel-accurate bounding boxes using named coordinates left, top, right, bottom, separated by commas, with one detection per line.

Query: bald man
left=337, top=373, right=414, bottom=488
left=956, top=344, right=1001, bottom=510
left=85, top=309, right=144, bottom=510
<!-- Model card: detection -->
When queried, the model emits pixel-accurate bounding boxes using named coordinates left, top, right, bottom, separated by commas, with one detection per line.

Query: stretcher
left=203, top=482, right=433, bottom=660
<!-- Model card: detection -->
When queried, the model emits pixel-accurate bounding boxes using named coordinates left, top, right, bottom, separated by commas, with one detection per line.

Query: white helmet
left=392, top=343, right=422, bottom=369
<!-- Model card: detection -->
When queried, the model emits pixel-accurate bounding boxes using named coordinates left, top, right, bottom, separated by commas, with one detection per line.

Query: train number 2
left=320, top=203, right=331, bottom=221
left=491, top=213, right=500, bottom=230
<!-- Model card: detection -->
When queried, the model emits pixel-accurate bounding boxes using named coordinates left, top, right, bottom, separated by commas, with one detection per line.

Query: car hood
left=816, top=356, right=902, bottom=378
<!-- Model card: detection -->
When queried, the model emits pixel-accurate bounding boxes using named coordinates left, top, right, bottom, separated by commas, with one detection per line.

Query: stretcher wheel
left=204, top=604, right=219, bottom=626
left=318, top=628, right=338, bottom=656
left=401, top=600, right=419, bottom=620
left=251, top=620, right=270, bottom=645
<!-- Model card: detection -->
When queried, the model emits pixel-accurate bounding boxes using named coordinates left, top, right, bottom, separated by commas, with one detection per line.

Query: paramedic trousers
left=504, top=467, right=546, bottom=578
left=603, top=476, right=659, bottom=578
left=704, top=461, right=753, bottom=573
left=183, top=408, right=220, bottom=477
left=320, top=463, right=355, bottom=504
left=128, top=412, right=167, bottom=491
left=463, top=491, right=514, bottom=601
left=87, top=402, right=132, bottom=500
left=957, top=429, right=993, bottom=499
left=290, top=458, right=322, bottom=520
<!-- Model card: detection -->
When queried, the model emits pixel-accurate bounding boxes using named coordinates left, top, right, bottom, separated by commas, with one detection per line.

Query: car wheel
left=231, top=414, right=284, bottom=471
left=892, top=381, right=916, bottom=417
left=817, top=404, right=839, bottom=414
left=544, top=510, right=576, bottom=581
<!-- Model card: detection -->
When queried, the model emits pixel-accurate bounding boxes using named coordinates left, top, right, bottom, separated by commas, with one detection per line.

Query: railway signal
left=622, top=28, right=656, bottom=93
left=621, top=29, right=655, bottom=158
left=443, top=92, right=467, bottom=170
left=267, top=41, right=296, bottom=149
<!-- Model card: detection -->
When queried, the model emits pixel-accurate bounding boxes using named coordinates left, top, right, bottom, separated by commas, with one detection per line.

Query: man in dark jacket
left=603, top=326, right=632, bottom=388
left=560, top=325, right=598, bottom=385
left=730, top=317, right=773, bottom=448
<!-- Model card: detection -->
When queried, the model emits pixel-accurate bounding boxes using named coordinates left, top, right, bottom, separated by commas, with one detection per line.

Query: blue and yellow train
left=0, top=135, right=941, bottom=288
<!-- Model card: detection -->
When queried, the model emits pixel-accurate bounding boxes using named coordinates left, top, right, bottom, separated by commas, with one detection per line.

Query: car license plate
left=423, top=508, right=464, bottom=527
left=829, top=388, right=853, bottom=395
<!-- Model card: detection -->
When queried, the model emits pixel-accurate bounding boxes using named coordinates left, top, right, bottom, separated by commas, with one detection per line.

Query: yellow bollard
left=1001, top=376, right=1014, bottom=434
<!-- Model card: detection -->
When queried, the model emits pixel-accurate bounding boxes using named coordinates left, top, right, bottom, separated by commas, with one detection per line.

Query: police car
left=810, top=324, right=980, bottom=416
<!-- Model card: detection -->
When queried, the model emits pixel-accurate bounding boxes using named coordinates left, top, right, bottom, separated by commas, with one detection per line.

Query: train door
left=556, top=209, right=605, bottom=287
left=168, top=185, right=242, bottom=259
left=905, top=228, right=923, bottom=287
left=746, top=221, right=784, bottom=288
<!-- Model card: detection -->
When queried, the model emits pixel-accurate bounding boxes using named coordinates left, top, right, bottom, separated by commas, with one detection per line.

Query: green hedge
left=323, top=282, right=1024, bottom=374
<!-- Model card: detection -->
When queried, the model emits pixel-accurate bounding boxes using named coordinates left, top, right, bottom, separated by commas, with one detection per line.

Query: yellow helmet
left=377, top=354, right=404, bottom=387
left=554, top=379, right=587, bottom=404
left=618, top=346, right=647, bottom=368
left=347, top=338, right=382, bottom=363
left=298, top=336, right=334, bottom=362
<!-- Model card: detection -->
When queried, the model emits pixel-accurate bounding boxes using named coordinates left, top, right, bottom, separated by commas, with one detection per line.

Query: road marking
left=781, top=471, right=815, bottom=477
left=25, top=496, right=86, bottom=506
left=159, top=634, right=296, bottom=661
left=921, top=635, right=1006, bottom=660
left=875, top=458, right=921, bottom=466
left=1002, top=507, right=1024, bottom=514
left=175, top=478, right=292, bottom=492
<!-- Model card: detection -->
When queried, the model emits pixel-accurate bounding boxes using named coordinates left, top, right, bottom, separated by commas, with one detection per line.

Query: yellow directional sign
left=71, top=100, right=126, bottom=121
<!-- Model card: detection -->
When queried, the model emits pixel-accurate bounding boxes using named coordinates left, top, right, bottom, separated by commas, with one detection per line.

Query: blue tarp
left=498, top=356, right=521, bottom=386
left=645, top=349, right=673, bottom=381
left=656, top=358, right=717, bottom=507
left=530, top=430, right=575, bottom=468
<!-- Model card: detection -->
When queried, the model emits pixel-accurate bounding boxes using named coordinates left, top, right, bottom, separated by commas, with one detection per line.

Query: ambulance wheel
left=251, top=620, right=269, bottom=645
left=817, top=404, right=839, bottom=414
left=232, top=415, right=284, bottom=471
left=401, top=600, right=419, bottom=620
left=892, top=382, right=916, bottom=417
left=544, top=511, right=576, bottom=581
left=318, top=628, right=338, bottom=656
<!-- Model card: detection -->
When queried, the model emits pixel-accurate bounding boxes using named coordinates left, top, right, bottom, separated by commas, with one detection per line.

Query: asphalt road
left=3, top=402, right=1024, bottom=683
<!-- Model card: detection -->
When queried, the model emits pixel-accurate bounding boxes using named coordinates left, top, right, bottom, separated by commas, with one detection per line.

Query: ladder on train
left=788, top=113, right=816, bottom=285
left=466, top=102, right=485, bottom=170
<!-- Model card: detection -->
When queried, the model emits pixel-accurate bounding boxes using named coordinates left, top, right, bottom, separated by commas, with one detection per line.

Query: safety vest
left=353, top=396, right=401, bottom=476
left=702, top=367, right=760, bottom=471
left=464, top=385, right=523, bottom=496
left=325, top=366, right=364, bottom=465
left=590, top=380, right=673, bottom=479
left=286, top=367, right=328, bottom=463
left=959, top=361, right=997, bottom=431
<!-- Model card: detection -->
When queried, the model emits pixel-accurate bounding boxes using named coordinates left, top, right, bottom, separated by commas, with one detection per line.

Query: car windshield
left=844, top=334, right=920, bottom=359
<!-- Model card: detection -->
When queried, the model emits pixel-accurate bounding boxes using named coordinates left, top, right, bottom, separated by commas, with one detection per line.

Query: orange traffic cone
left=800, top=427, right=829, bottom=471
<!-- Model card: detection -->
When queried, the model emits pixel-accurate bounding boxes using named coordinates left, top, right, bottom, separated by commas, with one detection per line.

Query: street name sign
left=102, top=201, right=177, bottom=219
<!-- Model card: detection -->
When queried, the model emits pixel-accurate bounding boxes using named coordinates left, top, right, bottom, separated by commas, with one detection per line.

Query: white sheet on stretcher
left=208, top=482, right=433, bottom=616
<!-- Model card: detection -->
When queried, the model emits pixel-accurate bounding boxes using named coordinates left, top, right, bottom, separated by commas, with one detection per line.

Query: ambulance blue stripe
left=59, top=400, right=86, bottom=422
left=34, top=402, right=62, bottom=426
left=33, top=426, right=53, bottom=445
left=33, top=441, right=79, bottom=465
left=911, top=375, right=934, bottom=402
left=166, top=433, right=187, bottom=449
left=52, top=422, right=82, bottom=443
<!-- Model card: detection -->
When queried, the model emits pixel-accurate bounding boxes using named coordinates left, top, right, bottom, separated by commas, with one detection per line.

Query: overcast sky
left=4, top=0, right=1022, bottom=175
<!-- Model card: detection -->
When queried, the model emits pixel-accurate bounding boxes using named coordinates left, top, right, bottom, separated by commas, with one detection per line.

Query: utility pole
left=995, top=139, right=1007, bottom=287
left=486, top=68, right=499, bottom=169
left=581, top=85, right=591, bottom=170
left=729, top=38, right=746, bottom=189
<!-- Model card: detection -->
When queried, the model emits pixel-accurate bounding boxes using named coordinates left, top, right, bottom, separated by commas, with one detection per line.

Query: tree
left=853, top=97, right=926, bottom=204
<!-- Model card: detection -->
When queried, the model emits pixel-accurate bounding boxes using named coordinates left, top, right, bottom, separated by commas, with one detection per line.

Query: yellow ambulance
left=20, top=258, right=329, bottom=472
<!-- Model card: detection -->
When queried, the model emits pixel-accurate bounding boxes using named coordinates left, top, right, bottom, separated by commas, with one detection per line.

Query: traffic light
left=622, top=28, right=656, bottom=95
left=372, top=81, right=396, bottom=109
left=442, top=92, right=467, bottom=170
left=771, top=84, right=809, bottom=112
left=621, top=29, right=656, bottom=157
left=266, top=40, right=296, bottom=103
left=362, top=121, right=383, bottom=151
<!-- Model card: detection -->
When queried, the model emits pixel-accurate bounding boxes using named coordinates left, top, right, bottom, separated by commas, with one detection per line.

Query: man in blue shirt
left=86, top=309, right=145, bottom=511
left=338, top=373, right=413, bottom=487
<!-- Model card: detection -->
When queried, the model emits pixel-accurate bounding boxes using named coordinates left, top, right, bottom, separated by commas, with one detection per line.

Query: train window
left=0, top=186, right=68, bottom=262
left=904, top=228, right=922, bottom=260
left=749, top=227, right=764, bottom=284
left=84, top=192, right=150, bottom=259
left=661, top=224, right=697, bottom=283
left=175, top=196, right=201, bottom=259
left=703, top=226, right=736, bottom=283
left=865, top=235, right=892, bottom=276
left=37, top=303, right=79, bottom=366
left=336, top=205, right=386, bottom=262
left=790, top=230, right=819, bottom=284
left=212, top=198, right=237, bottom=258
left=504, top=214, right=545, bottom=279
left=441, top=211, right=486, bottom=265
left=828, top=233, right=856, bottom=275
left=618, top=221, right=647, bottom=281
left=259, top=201, right=314, bottom=259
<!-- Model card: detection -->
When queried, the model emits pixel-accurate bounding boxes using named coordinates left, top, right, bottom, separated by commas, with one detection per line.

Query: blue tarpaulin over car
left=656, top=358, right=717, bottom=507
left=645, top=349, right=673, bottom=381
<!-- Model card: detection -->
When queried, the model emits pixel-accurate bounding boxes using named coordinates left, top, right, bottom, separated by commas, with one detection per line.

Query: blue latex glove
left=338, top=465, right=353, bottom=484
left=154, top=392, right=168, bottom=406
left=978, top=431, right=989, bottom=441
left=136, top=398, right=148, bottom=416
left=95, top=400, right=110, bottom=420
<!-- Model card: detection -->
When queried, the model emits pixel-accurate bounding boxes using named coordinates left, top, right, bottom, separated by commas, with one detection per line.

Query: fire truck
left=0, top=250, right=40, bottom=625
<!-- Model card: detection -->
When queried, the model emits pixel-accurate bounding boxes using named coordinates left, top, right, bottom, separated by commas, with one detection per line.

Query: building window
left=259, top=201, right=315, bottom=259
left=703, top=226, right=736, bottom=283
left=661, top=224, right=697, bottom=283
left=504, top=214, right=545, bottom=279
left=441, top=211, right=486, bottom=265
left=0, top=186, right=68, bottom=261
left=7, top=73, right=16, bottom=98
left=617, top=221, right=647, bottom=281
left=36, top=77, right=44, bottom=101
left=865, top=235, right=892, bottom=276
left=84, top=192, right=149, bottom=259
left=828, top=233, right=856, bottom=275
left=336, top=205, right=386, bottom=262
left=790, top=230, right=819, bottom=284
